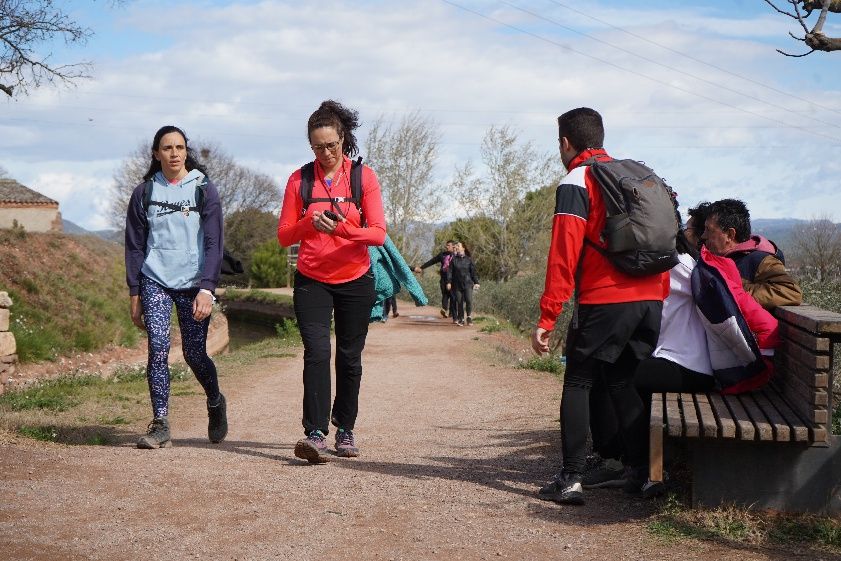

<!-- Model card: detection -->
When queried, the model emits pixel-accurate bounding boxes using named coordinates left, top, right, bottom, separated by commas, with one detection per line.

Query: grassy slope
left=0, top=230, right=139, bottom=363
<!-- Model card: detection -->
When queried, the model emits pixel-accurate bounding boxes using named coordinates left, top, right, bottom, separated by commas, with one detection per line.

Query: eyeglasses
left=311, top=140, right=341, bottom=152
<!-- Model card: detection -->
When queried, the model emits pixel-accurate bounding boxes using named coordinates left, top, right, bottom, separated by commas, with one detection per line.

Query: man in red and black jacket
left=531, top=107, right=668, bottom=506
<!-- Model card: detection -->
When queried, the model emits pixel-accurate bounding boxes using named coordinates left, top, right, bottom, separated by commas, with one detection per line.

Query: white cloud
left=1, top=0, right=840, bottom=231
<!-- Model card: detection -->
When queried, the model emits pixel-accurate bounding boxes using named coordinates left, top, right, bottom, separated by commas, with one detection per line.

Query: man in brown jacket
left=702, top=199, right=802, bottom=310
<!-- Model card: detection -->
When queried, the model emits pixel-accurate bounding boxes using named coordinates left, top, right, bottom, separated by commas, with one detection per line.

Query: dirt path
left=0, top=306, right=818, bottom=560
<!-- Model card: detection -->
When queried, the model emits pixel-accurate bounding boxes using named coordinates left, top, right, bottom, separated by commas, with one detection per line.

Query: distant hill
left=62, top=219, right=122, bottom=244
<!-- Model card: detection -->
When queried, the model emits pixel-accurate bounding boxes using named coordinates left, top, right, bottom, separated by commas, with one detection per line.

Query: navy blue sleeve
left=200, top=179, right=224, bottom=292
left=554, top=182, right=589, bottom=220
left=124, top=182, right=148, bottom=296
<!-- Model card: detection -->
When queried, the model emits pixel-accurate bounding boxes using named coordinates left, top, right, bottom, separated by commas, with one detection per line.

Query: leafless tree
left=765, top=0, right=841, bottom=56
left=0, top=0, right=92, bottom=97
left=450, top=125, right=557, bottom=281
left=108, top=140, right=280, bottom=229
left=364, top=111, right=442, bottom=263
left=791, top=215, right=841, bottom=280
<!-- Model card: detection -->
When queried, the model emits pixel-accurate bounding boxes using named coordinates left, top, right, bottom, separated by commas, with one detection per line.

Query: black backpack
left=585, top=159, right=679, bottom=276
left=299, top=157, right=364, bottom=219
left=141, top=178, right=244, bottom=275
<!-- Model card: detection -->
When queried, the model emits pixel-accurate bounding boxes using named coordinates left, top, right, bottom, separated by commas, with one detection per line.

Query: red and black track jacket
left=538, top=149, right=669, bottom=331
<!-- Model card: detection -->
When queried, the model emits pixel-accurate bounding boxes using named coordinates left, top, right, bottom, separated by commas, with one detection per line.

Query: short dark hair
left=687, top=201, right=712, bottom=239
left=708, top=199, right=751, bottom=242
left=446, top=240, right=456, bottom=245
left=557, top=107, right=604, bottom=152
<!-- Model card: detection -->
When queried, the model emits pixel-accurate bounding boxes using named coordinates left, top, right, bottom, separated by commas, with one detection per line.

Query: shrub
left=249, top=240, right=288, bottom=287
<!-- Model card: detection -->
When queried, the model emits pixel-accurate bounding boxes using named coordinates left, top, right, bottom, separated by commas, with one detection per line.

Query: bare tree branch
left=0, top=0, right=92, bottom=96
left=767, top=0, right=841, bottom=54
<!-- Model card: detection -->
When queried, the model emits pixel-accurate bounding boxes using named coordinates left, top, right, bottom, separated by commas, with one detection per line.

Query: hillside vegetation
left=0, top=229, right=138, bottom=363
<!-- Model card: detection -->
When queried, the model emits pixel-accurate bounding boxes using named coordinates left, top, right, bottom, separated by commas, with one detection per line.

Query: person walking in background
left=446, top=241, right=480, bottom=326
left=277, top=100, right=386, bottom=464
left=414, top=240, right=455, bottom=318
left=124, top=125, right=227, bottom=450
left=382, top=295, right=399, bottom=321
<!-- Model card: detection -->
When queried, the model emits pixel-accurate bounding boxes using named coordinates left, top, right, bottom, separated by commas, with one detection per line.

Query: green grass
left=520, top=355, right=565, bottom=376
left=648, top=494, right=841, bottom=552
left=223, top=288, right=293, bottom=306
left=17, top=425, right=58, bottom=442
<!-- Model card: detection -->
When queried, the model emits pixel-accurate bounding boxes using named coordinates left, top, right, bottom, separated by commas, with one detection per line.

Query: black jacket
left=419, top=251, right=452, bottom=277
left=446, top=254, right=479, bottom=289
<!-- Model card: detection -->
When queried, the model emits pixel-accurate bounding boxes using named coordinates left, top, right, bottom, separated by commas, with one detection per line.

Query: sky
left=2, top=0, right=841, bottom=231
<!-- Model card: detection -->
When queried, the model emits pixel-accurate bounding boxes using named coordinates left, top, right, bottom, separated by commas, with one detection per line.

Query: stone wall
left=0, top=292, right=17, bottom=395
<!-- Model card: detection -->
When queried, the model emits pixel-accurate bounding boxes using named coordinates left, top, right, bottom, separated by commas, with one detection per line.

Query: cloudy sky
left=2, top=0, right=840, bottom=230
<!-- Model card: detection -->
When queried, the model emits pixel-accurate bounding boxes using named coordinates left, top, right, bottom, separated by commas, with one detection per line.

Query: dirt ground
left=0, top=306, right=832, bottom=560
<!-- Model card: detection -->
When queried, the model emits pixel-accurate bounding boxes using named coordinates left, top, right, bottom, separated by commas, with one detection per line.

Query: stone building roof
left=0, top=178, right=58, bottom=206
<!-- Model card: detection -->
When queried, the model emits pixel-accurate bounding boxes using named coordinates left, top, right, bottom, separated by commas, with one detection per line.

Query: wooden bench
left=648, top=305, right=841, bottom=514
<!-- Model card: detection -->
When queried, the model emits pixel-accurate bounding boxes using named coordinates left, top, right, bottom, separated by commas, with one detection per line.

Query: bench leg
left=649, top=393, right=664, bottom=482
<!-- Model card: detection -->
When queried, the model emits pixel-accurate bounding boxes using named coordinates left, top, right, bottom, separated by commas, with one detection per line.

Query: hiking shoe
left=622, top=466, right=649, bottom=495
left=294, top=430, right=330, bottom=464
left=538, top=472, right=584, bottom=505
left=456, top=320, right=465, bottom=326
left=582, top=457, right=626, bottom=489
left=465, top=316, right=473, bottom=326
left=334, top=428, right=360, bottom=458
left=440, top=308, right=448, bottom=318
left=207, top=393, right=228, bottom=443
left=137, top=417, right=171, bottom=449
left=392, top=312, right=400, bottom=318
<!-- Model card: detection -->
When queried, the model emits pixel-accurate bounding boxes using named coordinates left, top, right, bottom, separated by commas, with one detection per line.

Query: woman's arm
left=124, top=183, right=149, bottom=296
left=278, top=169, right=317, bottom=247
left=199, top=180, right=224, bottom=293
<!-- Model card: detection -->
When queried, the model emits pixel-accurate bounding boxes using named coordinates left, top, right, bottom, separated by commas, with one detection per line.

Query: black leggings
left=452, top=285, right=473, bottom=322
left=293, top=270, right=376, bottom=436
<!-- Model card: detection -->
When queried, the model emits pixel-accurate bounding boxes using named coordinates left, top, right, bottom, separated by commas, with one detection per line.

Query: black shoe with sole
left=137, top=417, right=171, bottom=449
left=538, top=472, right=584, bottom=505
left=208, top=393, right=228, bottom=443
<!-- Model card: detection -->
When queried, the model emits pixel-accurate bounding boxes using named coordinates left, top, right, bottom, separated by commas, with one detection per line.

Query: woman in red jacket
left=278, top=100, right=386, bottom=464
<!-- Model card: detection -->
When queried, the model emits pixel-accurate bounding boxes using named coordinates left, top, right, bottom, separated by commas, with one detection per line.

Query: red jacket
left=277, top=156, right=386, bottom=284
left=538, top=149, right=668, bottom=331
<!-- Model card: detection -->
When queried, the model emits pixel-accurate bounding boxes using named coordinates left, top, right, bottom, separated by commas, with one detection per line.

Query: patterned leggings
left=140, top=275, right=220, bottom=418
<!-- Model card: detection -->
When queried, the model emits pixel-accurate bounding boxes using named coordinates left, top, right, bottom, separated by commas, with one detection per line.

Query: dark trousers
left=439, top=277, right=450, bottom=312
left=383, top=295, right=398, bottom=317
left=452, top=285, right=474, bottom=322
left=293, top=270, right=376, bottom=436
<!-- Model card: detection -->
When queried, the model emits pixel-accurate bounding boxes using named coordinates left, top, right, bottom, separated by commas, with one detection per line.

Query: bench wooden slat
left=780, top=352, right=829, bottom=389
left=778, top=322, right=830, bottom=352
left=708, top=393, right=737, bottom=438
left=650, top=393, right=665, bottom=482
left=763, top=386, right=810, bottom=442
left=739, top=394, right=774, bottom=441
left=780, top=339, right=831, bottom=371
left=722, top=394, right=755, bottom=440
left=665, top=393, right=682, bottom=437
left=680, top=393, right=700, bottom=437
left=754, top=389, right=791, bottom=441
left=774, top=305, right=841, bottom=334
left=695, top=393, right=719, bottom=437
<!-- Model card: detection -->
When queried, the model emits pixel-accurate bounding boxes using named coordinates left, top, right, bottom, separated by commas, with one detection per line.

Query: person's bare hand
left=192, top=291, right=214, bottom=321
left=531, top=326, right=551, bottom=355
left=130, top=295, right=145, bottom=330
left=312, top=210, right=339, bottom=234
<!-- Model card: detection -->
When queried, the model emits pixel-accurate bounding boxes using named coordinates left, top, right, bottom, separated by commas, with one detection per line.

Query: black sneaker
left=466, top=316, right=473, bottom=326
left=137, top=417, right=171, bottom=449
left=622, top=466, right=649, bottom=495
left=538, top=472, right=584, bottom=505
left=207, top=393, right=228, bottom=443
left=582, top=457, right=626, bottom=489
left=294, top=430, right=330, bottom=464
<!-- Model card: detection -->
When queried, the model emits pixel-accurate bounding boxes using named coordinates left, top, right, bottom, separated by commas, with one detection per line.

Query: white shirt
left=653, top=253, right=713, bottom=375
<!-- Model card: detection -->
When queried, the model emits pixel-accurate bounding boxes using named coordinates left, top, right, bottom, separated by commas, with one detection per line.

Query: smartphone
left=323, top=210, right=339, bottom=221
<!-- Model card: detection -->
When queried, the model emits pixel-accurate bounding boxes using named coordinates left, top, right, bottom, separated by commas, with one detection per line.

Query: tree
left=364, top=111, right=442, bottom=264
left=249, top=239, right=287, bottom=288
left=449, top=125, right=557, bottom=281
left=765, top=0, right=841, bottom=56
left=109, top=140, right=280, bottom=229
left=791, top=216, right=841, bottom=280
left=224, top=208, right=278, bottom=285
left=0, top=0, right=92, bottom=97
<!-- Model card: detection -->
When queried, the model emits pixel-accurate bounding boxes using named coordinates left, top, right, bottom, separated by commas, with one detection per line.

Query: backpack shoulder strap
left=142, top=179, right=153, bottom=212
left=350, top=156, right=363, bottom=212
left=299, top=162, right=316, bottom=215
left=195, top=177, right=208, bottom=214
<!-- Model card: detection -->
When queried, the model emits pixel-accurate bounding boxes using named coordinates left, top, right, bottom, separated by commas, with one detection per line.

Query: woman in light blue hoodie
left=125, top=125, right=226, bottom=449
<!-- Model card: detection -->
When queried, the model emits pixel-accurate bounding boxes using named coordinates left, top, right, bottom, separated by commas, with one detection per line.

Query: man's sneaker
left=466, top=316, right=473, bottom=326
left=440, top=308, right=448, bottom=318
left=538, top=472, right=585, bottom=505
left=622, top=466, right=649, bottom=495
left=137, top=417, right=171, bottom=449
left=207, top=393, right=228, bottom=443
left=392, top=312, right=400, bottom=318
left=456, top=320, right=465, bottom=326
left=582, top=457, right=626, bottom=489
left=334, top=428, right=360, bottom=458
left=294, top=430, right=330, bottom=464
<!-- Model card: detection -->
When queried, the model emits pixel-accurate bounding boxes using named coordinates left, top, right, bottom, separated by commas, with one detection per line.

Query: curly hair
left=307, top=100, right=361, bottom=157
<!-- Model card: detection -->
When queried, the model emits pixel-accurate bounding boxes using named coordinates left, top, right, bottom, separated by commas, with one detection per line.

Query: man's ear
left=561, top=137, right=573, bottom=152
left=725, top=227, right=738, bottom=242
